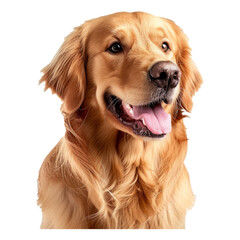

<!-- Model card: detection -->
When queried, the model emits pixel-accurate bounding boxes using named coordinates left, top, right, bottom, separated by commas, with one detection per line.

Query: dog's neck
left=63, top=108, right=188, bottom=227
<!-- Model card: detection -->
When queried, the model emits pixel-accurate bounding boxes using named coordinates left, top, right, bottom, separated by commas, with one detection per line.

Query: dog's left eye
left=108, top=42, right=123, bottom=53
left=162, top=42, right=170, bottom=52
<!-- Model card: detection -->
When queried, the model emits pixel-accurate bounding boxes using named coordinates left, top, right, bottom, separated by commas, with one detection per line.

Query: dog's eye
left=162, top=42, right=170, bottom=52
left=108, top=42, right=123, bottom=53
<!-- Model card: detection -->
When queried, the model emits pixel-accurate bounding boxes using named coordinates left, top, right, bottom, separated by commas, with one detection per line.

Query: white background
left=1, top=0, right=240, bottom=239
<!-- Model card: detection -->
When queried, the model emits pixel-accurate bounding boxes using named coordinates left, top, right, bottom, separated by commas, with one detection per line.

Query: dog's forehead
left=87, top=12, right=176, bottom=45
left=95, top=12, right=166, bottom=34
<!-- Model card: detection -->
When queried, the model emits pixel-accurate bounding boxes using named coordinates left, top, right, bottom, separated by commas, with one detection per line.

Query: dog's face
left=40, top=12, right=202, bottom=139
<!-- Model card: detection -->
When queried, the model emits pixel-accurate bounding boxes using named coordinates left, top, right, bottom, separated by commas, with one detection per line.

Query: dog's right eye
left=108, top=42, right=123, bottom=54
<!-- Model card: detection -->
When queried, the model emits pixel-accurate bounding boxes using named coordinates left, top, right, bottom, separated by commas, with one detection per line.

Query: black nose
left=148, top=61, right=181, bottom=90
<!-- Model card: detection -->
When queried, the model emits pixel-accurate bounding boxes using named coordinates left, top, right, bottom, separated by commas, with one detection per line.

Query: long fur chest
left=38, top=127, right=194, bottom=229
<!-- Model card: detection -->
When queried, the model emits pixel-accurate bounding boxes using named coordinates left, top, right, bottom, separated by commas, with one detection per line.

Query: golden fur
left=38, top=12, right=202, bottom=229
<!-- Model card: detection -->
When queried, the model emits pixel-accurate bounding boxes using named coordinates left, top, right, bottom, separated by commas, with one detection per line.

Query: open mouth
left=104, top=93, right=171, bottom=138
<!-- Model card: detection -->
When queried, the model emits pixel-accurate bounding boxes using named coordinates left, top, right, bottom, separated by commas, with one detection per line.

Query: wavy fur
left=38, top=12, right=202, bottom=229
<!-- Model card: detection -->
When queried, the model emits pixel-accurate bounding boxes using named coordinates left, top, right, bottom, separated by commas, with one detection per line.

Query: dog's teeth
left=126, top=104, right=131, bottom=109
left=123, top=102, right=132, bottom=109
left=129, top=108, right=134, bottom=116
left=141, top=118, right=146, bottom=126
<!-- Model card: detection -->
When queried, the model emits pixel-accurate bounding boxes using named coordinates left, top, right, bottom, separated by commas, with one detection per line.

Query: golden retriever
left=38, top=12, right=202, bottom=229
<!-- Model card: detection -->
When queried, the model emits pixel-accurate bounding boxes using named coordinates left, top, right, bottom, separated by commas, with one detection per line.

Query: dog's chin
left=104, top=92, right=172, bottom=139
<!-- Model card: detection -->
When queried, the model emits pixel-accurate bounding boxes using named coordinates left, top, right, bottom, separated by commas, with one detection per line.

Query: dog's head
left=40, top=12, right=202, bottom=139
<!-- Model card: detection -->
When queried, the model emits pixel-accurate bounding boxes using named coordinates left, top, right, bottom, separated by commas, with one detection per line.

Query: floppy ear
left=176, top=28, right=203, bottom=113
left=40, top=25, right=87, bottom=114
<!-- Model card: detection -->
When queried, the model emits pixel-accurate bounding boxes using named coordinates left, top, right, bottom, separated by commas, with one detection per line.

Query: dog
left=38, top=12, right=202, bottom=229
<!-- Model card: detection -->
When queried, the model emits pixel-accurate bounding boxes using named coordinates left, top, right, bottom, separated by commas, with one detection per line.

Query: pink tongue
left=131, top=104, right=171, bottom=135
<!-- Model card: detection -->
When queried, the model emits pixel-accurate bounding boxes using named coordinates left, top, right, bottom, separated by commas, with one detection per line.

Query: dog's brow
left=109, top=29, right=127, bottom=39
left=156, top=27, right=165, bottom=33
